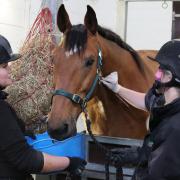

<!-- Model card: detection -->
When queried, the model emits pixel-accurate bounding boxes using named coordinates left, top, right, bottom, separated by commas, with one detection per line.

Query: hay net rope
left=6, top=6, right=59, bottom=133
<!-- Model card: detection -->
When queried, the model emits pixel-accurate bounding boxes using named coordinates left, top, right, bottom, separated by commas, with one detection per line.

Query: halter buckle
left=81, top=100, right=87, bottom=109
left=72, top=94, right=81, bottom=104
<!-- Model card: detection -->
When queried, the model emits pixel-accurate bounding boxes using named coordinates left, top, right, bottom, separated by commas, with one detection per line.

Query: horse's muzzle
left=47, top=121, right=77, bottom=140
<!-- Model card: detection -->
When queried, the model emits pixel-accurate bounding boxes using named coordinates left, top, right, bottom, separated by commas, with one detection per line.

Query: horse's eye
left=85, top=58, right=94, bottom=67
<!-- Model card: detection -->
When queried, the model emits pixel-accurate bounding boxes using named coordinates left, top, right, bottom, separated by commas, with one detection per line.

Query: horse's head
left=48, top=5, right=102, bottom=140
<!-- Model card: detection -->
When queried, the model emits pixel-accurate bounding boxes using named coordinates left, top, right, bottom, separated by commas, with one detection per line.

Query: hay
left=6, top=33, right=54, bottom=133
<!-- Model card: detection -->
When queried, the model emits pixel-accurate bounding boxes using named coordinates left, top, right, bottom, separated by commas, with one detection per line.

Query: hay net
left=6, top=7, right=58, bottom=133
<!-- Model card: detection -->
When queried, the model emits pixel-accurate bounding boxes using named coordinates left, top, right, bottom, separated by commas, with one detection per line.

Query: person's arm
left=116, top=85, right=146, bottom=111
left=101, top=72, right=147, bottom=111
left=42, top=154, right=86, bottom=174
left=0, top=100, right=86, bottom=174
left=42, top=153, right=69, bottom=172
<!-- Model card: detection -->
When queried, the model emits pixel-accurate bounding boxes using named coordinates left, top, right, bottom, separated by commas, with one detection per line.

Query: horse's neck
left=99, top=36, right=154, bottom=91
left=94, top=37, right=152, bottom=137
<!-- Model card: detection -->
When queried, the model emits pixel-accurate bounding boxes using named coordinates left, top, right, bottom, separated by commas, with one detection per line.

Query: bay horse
left=48, top=4, right=158, bottom=140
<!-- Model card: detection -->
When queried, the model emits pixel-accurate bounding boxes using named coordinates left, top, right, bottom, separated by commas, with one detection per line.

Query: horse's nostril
left=64, top=123, right=68, bottom=131
left=47, top=123, right=69, bottom=140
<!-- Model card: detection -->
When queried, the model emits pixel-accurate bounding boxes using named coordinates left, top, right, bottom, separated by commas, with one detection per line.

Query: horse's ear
left=57, top=4, right=72, bottom=33
left=84, top=5, right=98, bottom=35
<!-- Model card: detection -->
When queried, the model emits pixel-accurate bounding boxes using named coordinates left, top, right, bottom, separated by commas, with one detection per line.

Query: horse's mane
left=97, top=26, right=144, bottom=71
left=64, top=24, right=144, bottom=71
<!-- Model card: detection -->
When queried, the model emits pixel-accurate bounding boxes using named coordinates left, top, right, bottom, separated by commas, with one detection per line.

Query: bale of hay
left=6, top=33, right=54, bottom=133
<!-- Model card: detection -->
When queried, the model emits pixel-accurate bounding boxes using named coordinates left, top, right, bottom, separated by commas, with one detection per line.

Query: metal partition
left=36, top=134, right=143, bottom=180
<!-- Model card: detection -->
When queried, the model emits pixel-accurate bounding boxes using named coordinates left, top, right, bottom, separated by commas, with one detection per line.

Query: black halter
left=52, top=48, right=103, bottom=110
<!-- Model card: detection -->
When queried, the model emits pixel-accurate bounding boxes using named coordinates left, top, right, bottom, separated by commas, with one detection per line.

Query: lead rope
left=83, top=108, right=110, bottom=180
left=83, top=108, right=123, bottom=180
left=64, top=106, right=111, bottom=180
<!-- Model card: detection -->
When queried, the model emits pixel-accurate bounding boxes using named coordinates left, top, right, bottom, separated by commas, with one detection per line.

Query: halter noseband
left=52, top=48, right=103, bottom=110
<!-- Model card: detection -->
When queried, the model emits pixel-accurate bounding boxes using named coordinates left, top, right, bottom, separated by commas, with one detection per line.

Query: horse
left=47, top=4, right=158, bottom=141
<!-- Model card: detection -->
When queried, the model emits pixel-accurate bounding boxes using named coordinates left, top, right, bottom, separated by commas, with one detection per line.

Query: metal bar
left=82, top=169, right=133, bottom=180
left=85, top=134, right=143, bottom=147
left=174, top=14, right=180, bottom=18
left=83, top=170, right=132, bottom=180
left=86, top=163, right=135, bottom=175
left=124, top=1, right=129, bottom=41
left=85, top=135, right=89, bottom=162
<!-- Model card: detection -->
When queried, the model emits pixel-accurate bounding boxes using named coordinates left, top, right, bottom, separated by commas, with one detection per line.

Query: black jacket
left=134, top=88, right=180, bottom=180
left=0, top=91, right=43, bottom=179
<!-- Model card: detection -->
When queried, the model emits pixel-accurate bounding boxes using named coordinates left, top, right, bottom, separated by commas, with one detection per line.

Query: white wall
left=58, top=0, right=173, bottom=50
left=126, top=1, right=172, bottom=50
left=117, top=0, right=126, bottom=38
left=63, top=0, right=121, bottom=35
left=0, top=0, right=122, bottom=53
left=0, top=0, right=42, bottom=52
left=0, top=0, right=174, bottom=52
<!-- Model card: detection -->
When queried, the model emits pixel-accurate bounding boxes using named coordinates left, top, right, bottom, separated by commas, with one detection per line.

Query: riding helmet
left=0, top=34, right=21, bottom=64
left=148, top=40, right=180, bottom=80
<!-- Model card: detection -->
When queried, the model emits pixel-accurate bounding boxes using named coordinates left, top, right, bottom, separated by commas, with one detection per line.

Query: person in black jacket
left=101, top=40, right=180, bottom=180
left=0, top=34, right=86, bottom=180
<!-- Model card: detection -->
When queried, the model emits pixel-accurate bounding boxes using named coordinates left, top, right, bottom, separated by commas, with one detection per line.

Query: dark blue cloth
left=134, top=88, right=180, bottom=180
left=0, top=90, right=43, bottom=178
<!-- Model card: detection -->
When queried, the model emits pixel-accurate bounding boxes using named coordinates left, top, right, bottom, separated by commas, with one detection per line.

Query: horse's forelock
left=65, top=24, right=87, bottom=55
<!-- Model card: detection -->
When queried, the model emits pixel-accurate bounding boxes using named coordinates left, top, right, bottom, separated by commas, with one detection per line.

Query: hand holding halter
left=101, top=72, right=121, bottom=93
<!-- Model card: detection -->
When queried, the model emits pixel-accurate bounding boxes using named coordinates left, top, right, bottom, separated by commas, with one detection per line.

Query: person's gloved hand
left=101, top=72, right=121, bottom=93
left=110, top=146, right=140, bottom=166
left=65, top=157, right=87, bottom=176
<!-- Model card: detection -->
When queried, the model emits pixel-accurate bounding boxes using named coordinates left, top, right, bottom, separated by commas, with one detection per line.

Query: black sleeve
left=145, top=88, right=154, bottom=111
left=146, top=129, right=180, bottom=180
left=0, top=100, right=44, bottom=173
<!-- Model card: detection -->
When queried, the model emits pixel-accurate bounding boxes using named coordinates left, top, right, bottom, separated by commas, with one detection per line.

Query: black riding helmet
left=148, top=40, right=180, bottom=87
left=0, top=34, right=21, bottom=64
